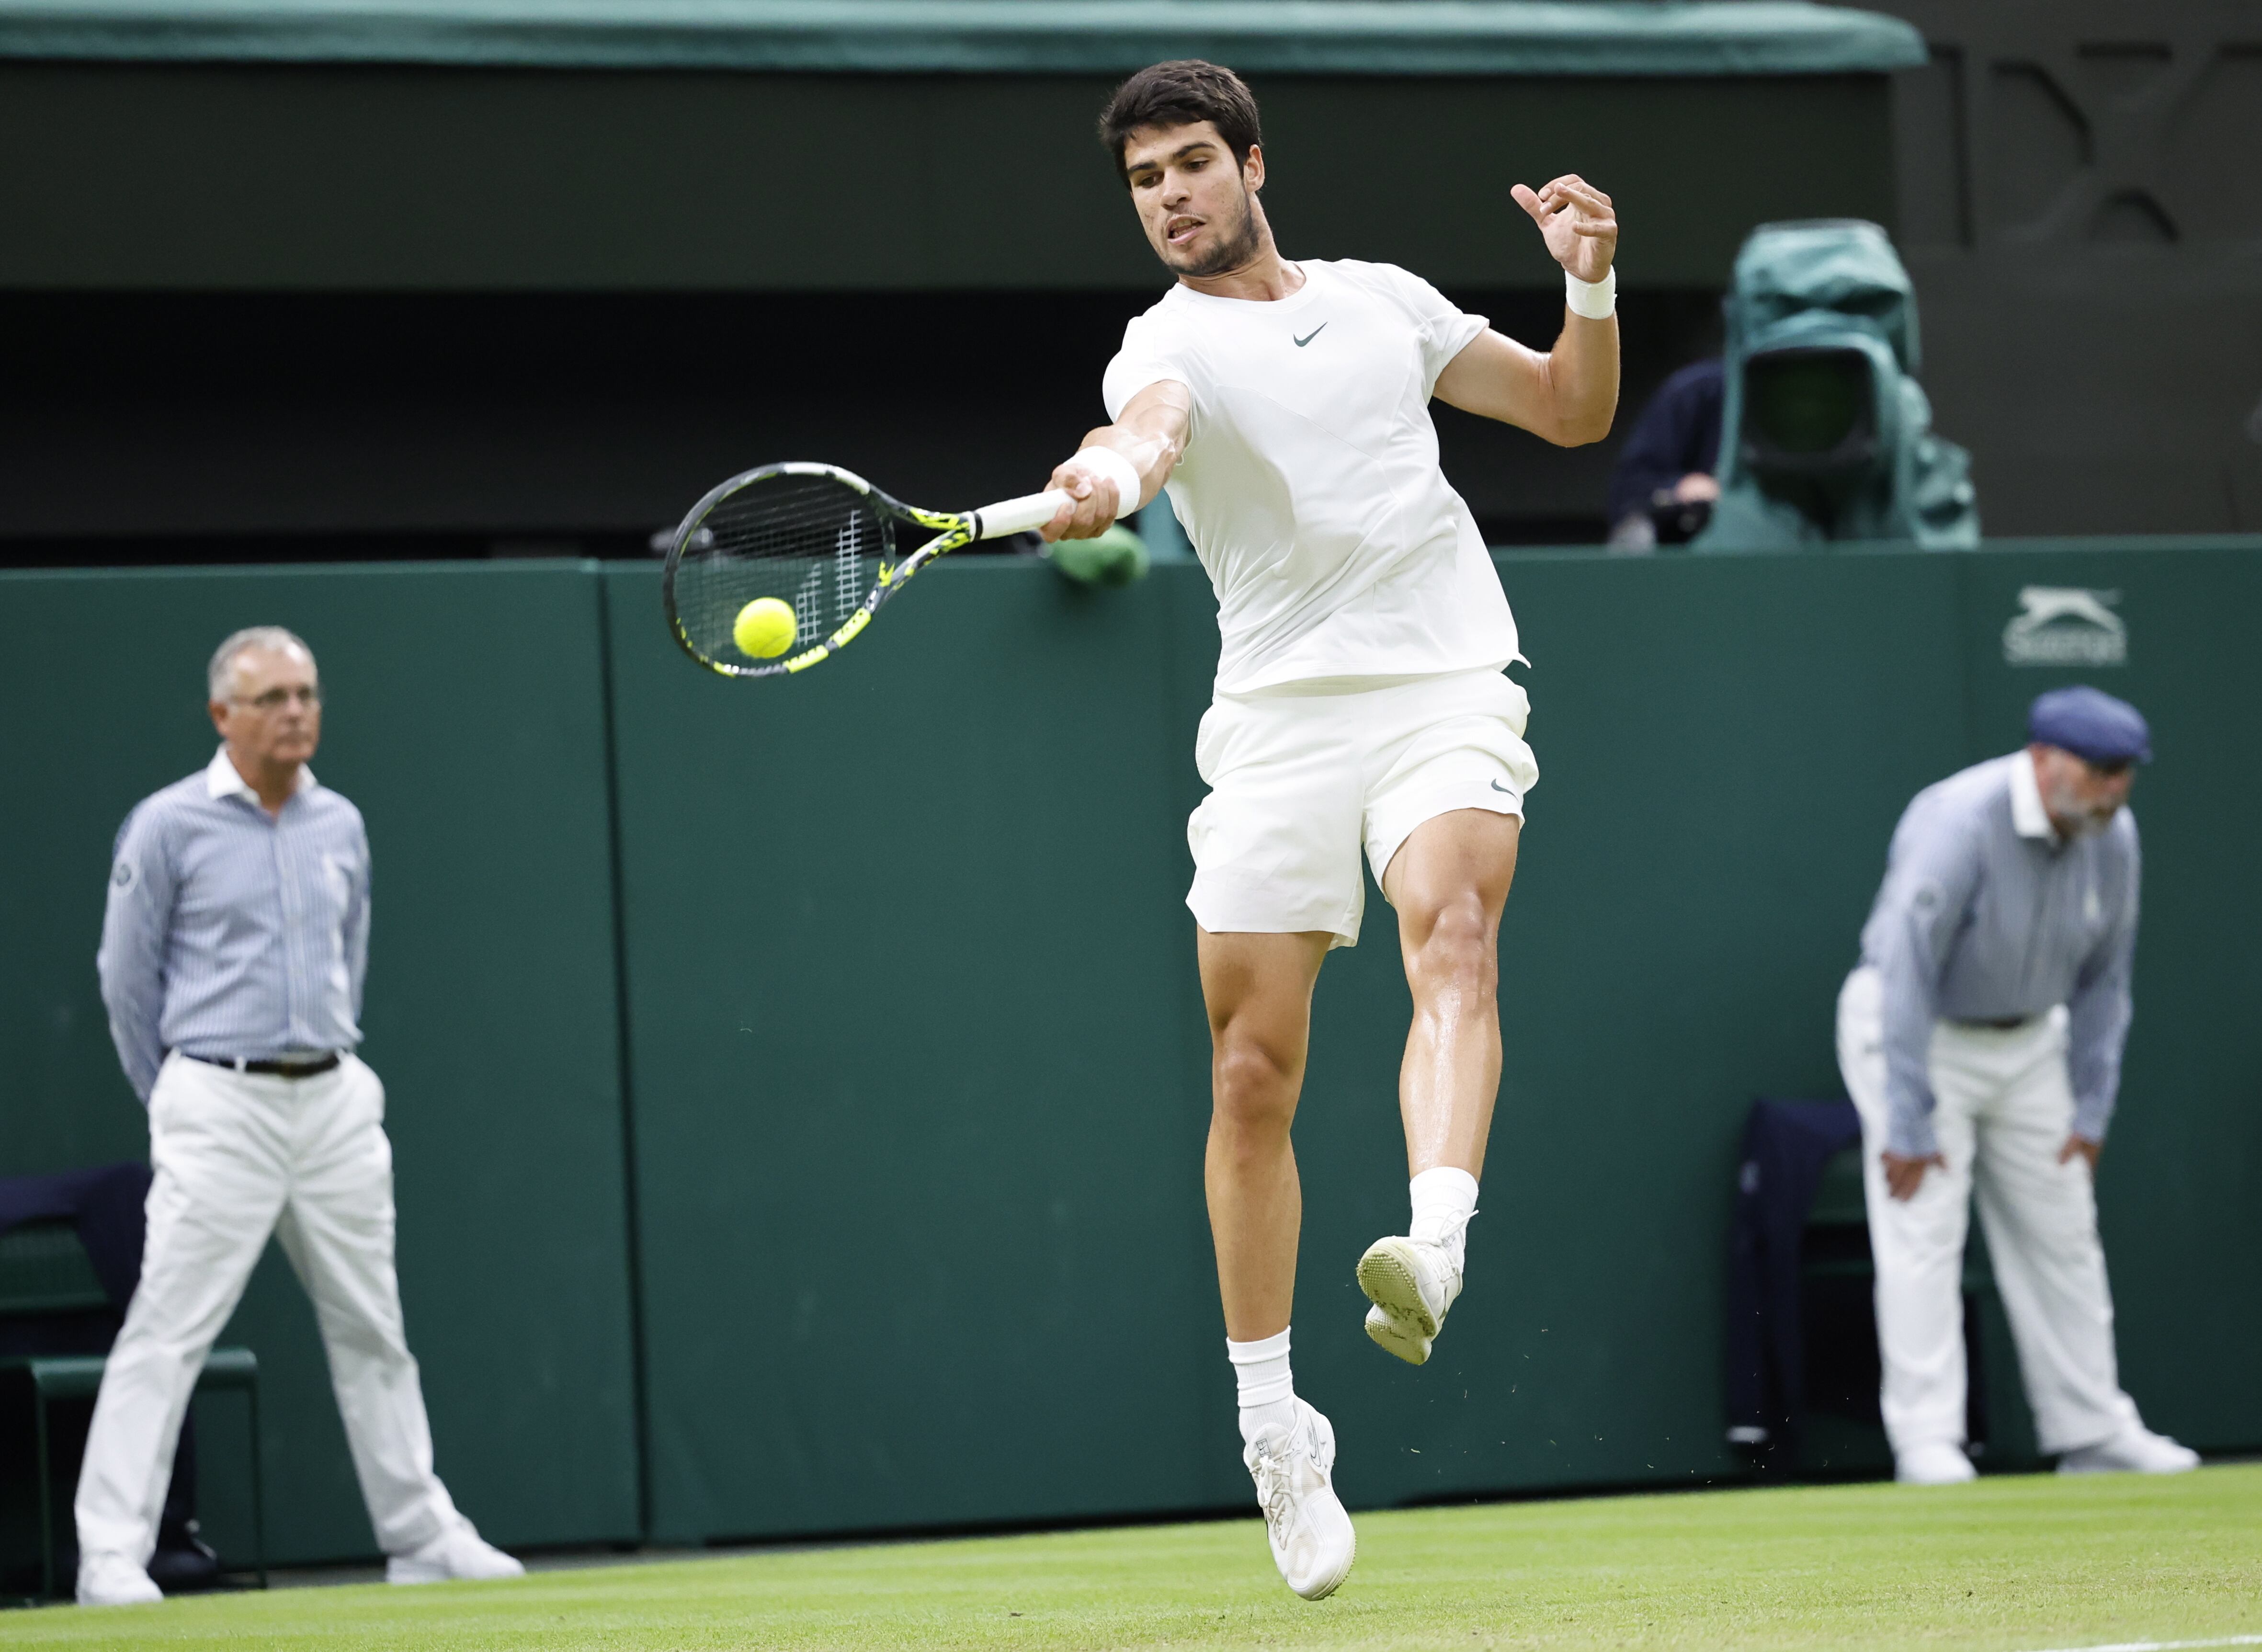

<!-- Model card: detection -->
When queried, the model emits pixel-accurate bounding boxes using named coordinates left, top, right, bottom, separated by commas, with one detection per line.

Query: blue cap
left=2028, top=686, right=2151, bottom=765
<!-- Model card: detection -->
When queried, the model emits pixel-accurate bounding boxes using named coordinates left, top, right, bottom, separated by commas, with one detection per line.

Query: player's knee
left=1211, top=1039, right=1298, bottom=1138
left=1409, top=895, right=1497, bottom=994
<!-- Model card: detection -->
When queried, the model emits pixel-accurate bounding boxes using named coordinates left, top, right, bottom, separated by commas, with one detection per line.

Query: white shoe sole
left=2058, top=1454, right=2199, bottom=1476
left=387, top=1558, right=524, bottom=1584
left=1358, top=1238, right=1439, bottom=1366
left=1297, top=1526, right=1356, bottom=1601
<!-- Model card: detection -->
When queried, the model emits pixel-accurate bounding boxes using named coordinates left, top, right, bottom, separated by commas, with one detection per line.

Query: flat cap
left=2029, top=685, right=2151, bottom=765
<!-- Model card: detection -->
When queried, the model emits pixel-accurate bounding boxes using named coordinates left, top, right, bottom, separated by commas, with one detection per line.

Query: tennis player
left=1040, top=61, right=1618, bottom=1598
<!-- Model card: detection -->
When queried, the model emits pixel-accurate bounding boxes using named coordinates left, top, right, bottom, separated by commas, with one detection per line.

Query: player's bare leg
left=1389, top=808, right=1520, bottom=1172
left=1199, top=929, right=1328, bottom=1342
left=1197, top=927, right=1354, bottom=1599
left=1360, top=807, right=1522, bottom=1363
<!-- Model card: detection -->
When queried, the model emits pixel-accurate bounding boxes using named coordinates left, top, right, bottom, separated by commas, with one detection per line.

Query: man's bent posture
left=1839, top=685, right=2199, bottom=1487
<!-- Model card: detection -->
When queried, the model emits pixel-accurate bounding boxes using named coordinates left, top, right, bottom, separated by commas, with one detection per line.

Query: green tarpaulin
left=0, top=1, right=1926, bottom=77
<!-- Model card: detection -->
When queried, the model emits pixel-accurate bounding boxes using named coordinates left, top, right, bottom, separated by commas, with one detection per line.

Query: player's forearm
left=1046, top=383, right=1192, bottom=540
left=1542, top=313, right=1618, bottom=447
left=1086, top=385, right=1193, bottom=508
left=1076, top=427, right=1175, bottom=512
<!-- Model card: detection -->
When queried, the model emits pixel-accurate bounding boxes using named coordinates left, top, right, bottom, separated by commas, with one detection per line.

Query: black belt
left=1952, top=1015, right=2037, bottom=1032
left=184, top=1051, right=341, bottom=1079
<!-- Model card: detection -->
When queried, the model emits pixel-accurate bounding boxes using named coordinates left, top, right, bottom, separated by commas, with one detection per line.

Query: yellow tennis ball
left=732, top=597, right=797, bottom=659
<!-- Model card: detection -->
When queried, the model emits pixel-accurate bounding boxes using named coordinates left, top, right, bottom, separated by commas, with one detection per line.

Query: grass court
left=10, top=1463, right=2257, bottom=1651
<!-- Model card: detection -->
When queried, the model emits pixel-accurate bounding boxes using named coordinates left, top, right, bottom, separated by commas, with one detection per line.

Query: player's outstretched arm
left=1434, top=174, right=1620, bottom=448
left=1041, top=379, right=1194, bottom=542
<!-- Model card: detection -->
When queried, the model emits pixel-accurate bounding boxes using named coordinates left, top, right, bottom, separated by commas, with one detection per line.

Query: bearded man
left=1836, top=685, right=2199, bottom=1486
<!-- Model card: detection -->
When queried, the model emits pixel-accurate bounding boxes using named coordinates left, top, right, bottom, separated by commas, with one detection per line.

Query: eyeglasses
left=233, top=686, right=322, bottom=711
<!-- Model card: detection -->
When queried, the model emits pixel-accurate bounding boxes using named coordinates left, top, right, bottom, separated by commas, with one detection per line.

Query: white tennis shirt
left=1102, top=258, right=1521, bottom=694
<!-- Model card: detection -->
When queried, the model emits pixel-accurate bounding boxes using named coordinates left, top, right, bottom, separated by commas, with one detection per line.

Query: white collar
left=2006, top=748, right=2057, bottom=843
left=205, top=744, right=315, bottom=806
left=1168, top=259, right=1322, bottom=314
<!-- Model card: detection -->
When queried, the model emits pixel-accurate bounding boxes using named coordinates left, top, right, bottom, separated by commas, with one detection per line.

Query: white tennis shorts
left=1186, top=668, right=1538, bottom=948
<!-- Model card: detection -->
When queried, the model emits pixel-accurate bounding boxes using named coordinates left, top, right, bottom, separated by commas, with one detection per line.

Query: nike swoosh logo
left=1293, top=324, right=1328, bottom=347
left=1489, top=780, right=1515, bottom=795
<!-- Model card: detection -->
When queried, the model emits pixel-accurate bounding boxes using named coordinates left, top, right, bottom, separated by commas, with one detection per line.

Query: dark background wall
left=0, top=65, right=1886, bottom=559
left=7, top=543, right=2254, bottom=1562
left=1854, top=0, right=2262, bottom=534
left=6, top=7, right=2257, bottom=555
left=0, top=68, right=1884, bottom=293
left=0, top=288, right=1721, bottom=557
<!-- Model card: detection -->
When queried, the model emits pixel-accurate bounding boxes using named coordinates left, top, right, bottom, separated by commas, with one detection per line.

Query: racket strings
left=673, top=473, right=894, bottom=666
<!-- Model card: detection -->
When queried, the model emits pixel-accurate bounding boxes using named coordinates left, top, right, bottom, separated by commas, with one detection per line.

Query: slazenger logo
left=2002, top=587, right=2126, bottom=667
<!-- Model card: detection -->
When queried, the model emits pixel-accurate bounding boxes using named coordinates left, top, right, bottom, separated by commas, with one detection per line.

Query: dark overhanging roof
left=0, top=1, right=1927, bottom=77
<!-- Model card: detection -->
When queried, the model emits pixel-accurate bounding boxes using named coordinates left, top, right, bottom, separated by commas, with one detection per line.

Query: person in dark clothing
left=1606, top=356, right=1723, bottom=549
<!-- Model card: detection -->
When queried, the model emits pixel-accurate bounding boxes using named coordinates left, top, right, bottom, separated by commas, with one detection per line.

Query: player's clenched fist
left=1511, top=174, right=1617, bottom=284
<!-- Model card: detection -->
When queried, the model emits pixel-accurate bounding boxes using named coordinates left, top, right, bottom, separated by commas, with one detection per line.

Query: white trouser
left=76, top=1051, right=460, bottom=1564
left=1836, top=967, right=2141, bottom=1458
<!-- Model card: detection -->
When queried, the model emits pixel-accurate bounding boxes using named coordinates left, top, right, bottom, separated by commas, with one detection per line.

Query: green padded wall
left=0, top=563, right=640, bottom=1565
left=604, top=562, right=1230, bottom=1539
left=4, top=545, right=2254, bottom=1564
left=611, top=542, right=2262, bottom=1541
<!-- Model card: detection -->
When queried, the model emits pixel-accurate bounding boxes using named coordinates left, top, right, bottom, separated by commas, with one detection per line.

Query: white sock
left=1228, top=1328, right=1296, bottom=1442
left=1409, top=1166, right=1479, bottom=1274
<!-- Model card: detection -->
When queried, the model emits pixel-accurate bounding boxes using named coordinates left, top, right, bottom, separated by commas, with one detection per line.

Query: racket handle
left=972, top=489, right=1077, bottom=540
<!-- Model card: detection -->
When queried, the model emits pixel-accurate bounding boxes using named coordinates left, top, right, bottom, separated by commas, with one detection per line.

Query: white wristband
left=1071, top=446, right=1142, bottom=516
left=1565, top=265, right=1616, bottom=320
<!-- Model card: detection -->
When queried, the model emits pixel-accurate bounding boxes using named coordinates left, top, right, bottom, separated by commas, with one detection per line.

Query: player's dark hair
left=1099, top=60, right=1263, bottom=185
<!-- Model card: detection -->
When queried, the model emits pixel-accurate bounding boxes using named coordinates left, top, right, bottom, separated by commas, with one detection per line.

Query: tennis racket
left=661, top=462, right=1083, bottom=679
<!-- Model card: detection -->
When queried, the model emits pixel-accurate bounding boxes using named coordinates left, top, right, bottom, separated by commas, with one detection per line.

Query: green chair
left=0, top=1219, right=266, bottom=1600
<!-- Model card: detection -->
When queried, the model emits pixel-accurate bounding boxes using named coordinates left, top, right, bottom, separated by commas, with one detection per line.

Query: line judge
left=79, top=627, right=521, bottom=1606
left=1837, top=685, right=2199, bottom=1485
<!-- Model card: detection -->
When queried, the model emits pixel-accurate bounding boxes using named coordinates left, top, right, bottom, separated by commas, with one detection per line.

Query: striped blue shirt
left=1859, top=751, right=2139, bottom=1158
left=97, top=746, right=371, bottom=1103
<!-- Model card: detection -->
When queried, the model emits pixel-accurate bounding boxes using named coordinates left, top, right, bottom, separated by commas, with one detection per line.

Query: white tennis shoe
left=2057, top=1426, right=2200, bottom=1475
left=1357, top=1235, right=1462, bottom=1365
left=386, top=1517, right=525, bottom=1584
left=1243, top=1399, right=1356, bottom=1600
left=1895, top=1442, right=1978, bottom=1484
left=75, top=1551, right=162, bottom=1606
